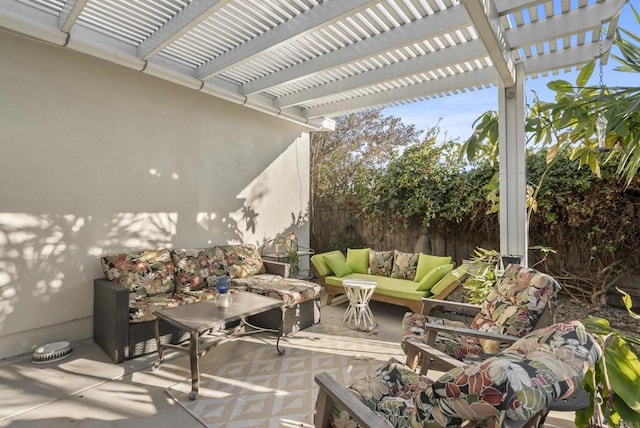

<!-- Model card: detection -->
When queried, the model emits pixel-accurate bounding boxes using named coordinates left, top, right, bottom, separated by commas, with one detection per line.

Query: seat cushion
left=431, top=321, right=600, bottom=422
left=231, top=276, right=321, bottom=306
left=128, top=290, right=217, bottom=323
left=470, top=264, right=561, bottom=338
left=325, top=273, right=426, bottom=301
left=329, top=358, right=460, bottom=428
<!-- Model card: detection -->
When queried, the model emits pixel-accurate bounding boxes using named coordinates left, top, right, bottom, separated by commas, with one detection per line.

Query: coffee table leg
left=152, top=318, right=164, bottom=370
left=276, top=306, right=286, bottom=355
left=188, top=331, right=199, bottom=400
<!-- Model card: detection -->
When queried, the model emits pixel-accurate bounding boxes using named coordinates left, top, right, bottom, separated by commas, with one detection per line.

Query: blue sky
left=383, top=0, right=639, bottom=143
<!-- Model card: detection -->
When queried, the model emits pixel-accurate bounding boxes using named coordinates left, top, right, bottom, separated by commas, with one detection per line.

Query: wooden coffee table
left=152, top=291, right=285, bottom=400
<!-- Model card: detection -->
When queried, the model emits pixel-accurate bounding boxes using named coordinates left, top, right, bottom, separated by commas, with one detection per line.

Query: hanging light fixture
left=594, top=29, right=610, bottom=153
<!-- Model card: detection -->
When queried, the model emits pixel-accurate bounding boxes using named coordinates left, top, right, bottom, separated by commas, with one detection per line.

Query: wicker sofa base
left=248, top=298, right=321, bottom=336
left=94, top=276, right=321, bottom=363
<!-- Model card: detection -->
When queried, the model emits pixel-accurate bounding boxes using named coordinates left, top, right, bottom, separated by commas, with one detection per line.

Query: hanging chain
left=599, top=29, right=605, bottom=94
left=595, top=27, right=609, bottom=152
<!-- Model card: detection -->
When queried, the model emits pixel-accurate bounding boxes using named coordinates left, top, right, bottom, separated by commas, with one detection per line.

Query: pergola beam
left=58, top=0, right=88, bottom=33
left=462, top=0, right=515, bottom=87
left=302, top=39, right=600, bottom=119
left=303, top=67, right=496, bottom=119
left=494, top=0, right=547, bottom=16
left=137, top=0, right=230, bottom=61
left=195, top=0, right=376, bottom=80
left=507, top=0, right=626, bottom=49
left=276, top=38, right=484, bottom=109
left=242, top=4, right=470, bottom=95
left=524, top=39, right=614, bottom=75
left=280, top=0, right=621, bottom=110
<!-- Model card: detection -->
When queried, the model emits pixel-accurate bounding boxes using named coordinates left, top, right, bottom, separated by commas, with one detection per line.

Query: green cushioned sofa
left=311, top=248, right=468, bottom=313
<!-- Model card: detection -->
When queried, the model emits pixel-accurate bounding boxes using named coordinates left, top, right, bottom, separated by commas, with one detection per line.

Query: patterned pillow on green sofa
left=390, top=250, right=419, bottom=280
left=368, top=250, right=394, bottom=276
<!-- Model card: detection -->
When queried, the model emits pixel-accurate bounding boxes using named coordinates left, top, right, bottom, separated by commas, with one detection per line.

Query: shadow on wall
left=0, top=138, right=309, bottom=351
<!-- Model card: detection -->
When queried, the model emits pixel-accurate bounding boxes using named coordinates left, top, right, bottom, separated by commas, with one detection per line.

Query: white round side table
left=342, top=280, right=377, bottom=331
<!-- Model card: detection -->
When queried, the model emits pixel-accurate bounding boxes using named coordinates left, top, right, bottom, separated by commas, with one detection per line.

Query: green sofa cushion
left=429, top=264, right=470, bottom=296
left=325, top=273, right=425, bottom=301
left=310, top=250, right=344, bottom=277
left=414, top=253, right=452, bottom=282
left=346, top=248, right=370, bottom=274
left=415, top=263, right=454, bottom=291
left=324, top=252, right=353, bottom=277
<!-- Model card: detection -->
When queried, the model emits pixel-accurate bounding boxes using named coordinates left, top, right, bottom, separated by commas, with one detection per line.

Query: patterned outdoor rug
left=166, top=323, right=404, bottom=427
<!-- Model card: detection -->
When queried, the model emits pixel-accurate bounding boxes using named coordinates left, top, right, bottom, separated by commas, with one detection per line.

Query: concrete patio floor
left=0, top=295, right=578, bottom=427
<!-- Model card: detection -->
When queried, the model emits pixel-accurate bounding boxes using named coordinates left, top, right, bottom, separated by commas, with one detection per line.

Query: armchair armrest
left=314, top=372, right=391, bottom=428
left=420, top=297, right=480, bottom=316
left=263, top=260, right=290, bottom=278
left=416, top=321, right=520, bottom=344
left=404, top=337, right=466, bottom=371
left=404, top=324, right=519, bottom=374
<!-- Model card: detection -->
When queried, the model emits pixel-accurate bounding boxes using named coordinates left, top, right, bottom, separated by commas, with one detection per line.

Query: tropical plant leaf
left=577, top=60, right=595, bottom=87
left=605, top=339, right=640, bottom=412
left=547, top=79, right=574, bottom=92
left=615, top=287, right=640, bottom=320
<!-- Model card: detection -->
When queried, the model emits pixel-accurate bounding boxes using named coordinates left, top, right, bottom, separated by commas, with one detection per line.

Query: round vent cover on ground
left=32, top=341, right=73, bottom=364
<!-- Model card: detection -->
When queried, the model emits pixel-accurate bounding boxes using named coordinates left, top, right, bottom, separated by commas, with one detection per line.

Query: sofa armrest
left=93, top=278, right=130, bottom=363
left=314, top=372, right=391, bottom=428
left=263, top=260, right=291, bottom=278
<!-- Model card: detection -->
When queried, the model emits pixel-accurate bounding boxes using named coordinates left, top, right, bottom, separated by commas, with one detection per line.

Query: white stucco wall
left=0, top=31, right=311, bottom=359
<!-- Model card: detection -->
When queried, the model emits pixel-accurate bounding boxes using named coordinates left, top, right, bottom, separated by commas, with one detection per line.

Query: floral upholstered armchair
left=315, top=321, right=601, bottom=428
left=401, top=264, right=561, bottom=374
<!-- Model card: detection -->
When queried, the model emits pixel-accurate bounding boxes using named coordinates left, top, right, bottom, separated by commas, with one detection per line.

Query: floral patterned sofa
left=315, top=320, right=601, bottom=427
left=94, top=244, right=321, bottom=363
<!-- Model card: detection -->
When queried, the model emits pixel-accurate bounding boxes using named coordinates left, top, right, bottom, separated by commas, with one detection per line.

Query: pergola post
left=498, top=61, right=528, bottom=266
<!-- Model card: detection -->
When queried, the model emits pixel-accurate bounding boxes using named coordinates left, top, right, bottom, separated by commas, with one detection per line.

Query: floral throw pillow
left=221, top=244, right=266, bottom=278
left=390, top=250, right=419, bottom=280
left=101, top=249, right=176, bottom=298
left=170, top=249, right=216, bottom=293
left=368, top=250, right=394, bottom=276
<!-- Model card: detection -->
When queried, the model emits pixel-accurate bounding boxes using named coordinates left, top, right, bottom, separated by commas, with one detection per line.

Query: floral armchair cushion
left=327, top=321, right=600, bottom=427
left=431, top=321, right=600, bottom=422
left=470, top=264, right=561, bottom=339
left=330, top=358, right=460, bottom=427
left=401, top=265, right=562, bottom=360
left=101, top=249, right=176, bottom=299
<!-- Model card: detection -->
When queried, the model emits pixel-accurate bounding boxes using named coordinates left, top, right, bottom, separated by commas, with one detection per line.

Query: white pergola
left=0, top=0, right=626, bottom=263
